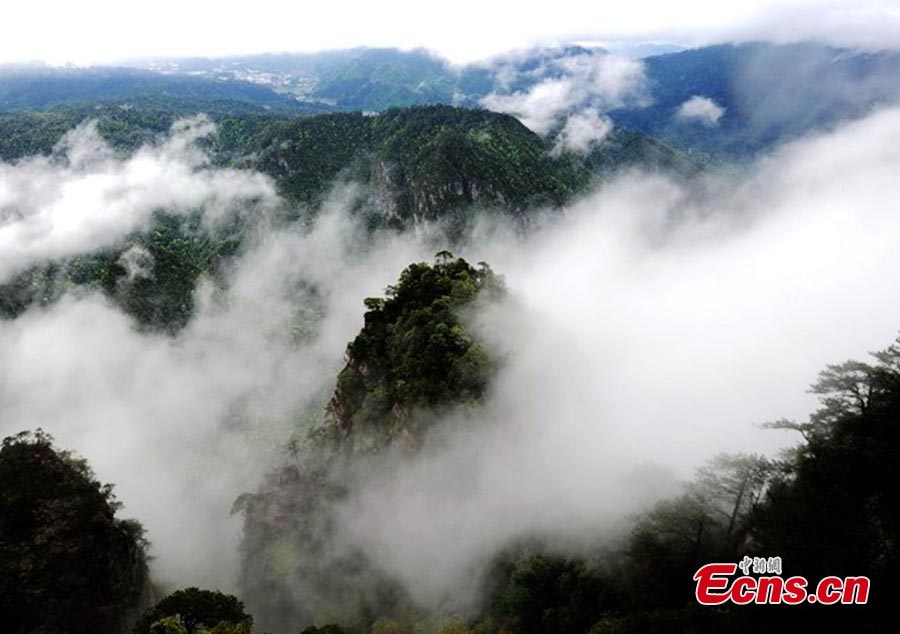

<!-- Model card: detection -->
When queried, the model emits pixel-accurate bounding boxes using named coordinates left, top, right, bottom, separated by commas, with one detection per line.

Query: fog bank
left=3, top=107, right=900, bottom=603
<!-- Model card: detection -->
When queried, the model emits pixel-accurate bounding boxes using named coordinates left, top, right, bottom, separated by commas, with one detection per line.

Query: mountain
left=138, top=42, right=900, bottom=157
left=11, top=43, right=899, bottom=160
left=609, top=42, right=900, bottom=156
left=236, top=255, right=505, bottom=632
left=244, top=106, right=591, bottom=225
left=0, top=66, right=324, bottom=114
left=0, top=431, right=150, bottom=634
left=139, top=48, right=458, bottom=110
left=0, top=103, right=692, bottom=332
left=324, top=256, right=504, bottom=452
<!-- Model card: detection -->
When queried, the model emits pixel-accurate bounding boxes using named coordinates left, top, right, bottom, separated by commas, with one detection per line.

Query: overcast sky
left=2, top=0, right=899, bottom=66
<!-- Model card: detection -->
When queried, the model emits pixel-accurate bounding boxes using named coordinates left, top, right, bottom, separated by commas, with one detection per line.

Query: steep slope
left=236, top=256, right=505, bottom=633
left=243, top=105, right=591, bottom=226
left=323, top=255, right=504, bottom=452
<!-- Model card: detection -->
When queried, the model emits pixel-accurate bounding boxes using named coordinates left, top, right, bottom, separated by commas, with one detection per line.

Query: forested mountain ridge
left=244, top=106, right=592, bottom=225
left=0, top=104, right=692, bottom=332
left=8, top=41, right=900, bottom=160
left=0, top=103, right=689, bottom=207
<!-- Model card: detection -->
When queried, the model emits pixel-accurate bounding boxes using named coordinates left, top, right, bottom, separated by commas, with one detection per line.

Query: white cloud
left=481, top=78, right=575, bottom=134
left=677, top=95, right=726, bottom=125
left=0, top=117, right=277, bottom=283
left=552, top=108, right=613, bottom=154
left=335, top=106, right=900, bottom=607
left=0, top=188, right=429, bottom=590
left=480, top=53, right=647, bottom=136
left=5, top=105, right=900, bottom=619
left=2, top=1, right=900, bottom=66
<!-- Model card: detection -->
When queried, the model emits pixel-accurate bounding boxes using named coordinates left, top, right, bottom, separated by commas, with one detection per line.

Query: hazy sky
left=2, top=0, right=900, bottom=66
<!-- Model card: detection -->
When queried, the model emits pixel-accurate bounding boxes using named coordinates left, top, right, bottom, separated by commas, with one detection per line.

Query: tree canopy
left=133, top=588, right=253, bottom=634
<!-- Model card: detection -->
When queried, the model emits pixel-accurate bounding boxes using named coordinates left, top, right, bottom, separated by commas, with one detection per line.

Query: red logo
left=694, top=559, right=869, bottom=605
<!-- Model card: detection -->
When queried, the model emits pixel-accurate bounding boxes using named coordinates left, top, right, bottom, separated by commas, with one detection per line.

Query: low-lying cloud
left=479, top=50, right=647, bottom=150
left=0, top=116, right=276, bottom=283
left=676, top=95, right=725, bottom=125
left=3, top=105, right=900, bottom=619
left=0, top=193, right=428, bottom=590
left=334, top=106, right=900, bottom=607
left=551, top=108, right=613, bottom=154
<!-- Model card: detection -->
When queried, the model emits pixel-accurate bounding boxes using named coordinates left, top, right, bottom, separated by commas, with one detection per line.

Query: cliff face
left=245, top=106, right=588, bottom=228
left=236, top=256, right=506, bottom=632
left=322, top=256, right=504, bottom=454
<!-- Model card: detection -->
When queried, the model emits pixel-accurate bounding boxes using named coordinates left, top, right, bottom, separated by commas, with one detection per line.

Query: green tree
left=134, top=588, right=253, bottom=634
left=324, top=254, right=505, bottom=452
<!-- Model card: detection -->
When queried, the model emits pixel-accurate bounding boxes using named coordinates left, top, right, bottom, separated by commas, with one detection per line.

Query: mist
left=3, top=104, right=900, bottom=614
left=0, top=116, right=275, bottom=283
left=332, top=106, right=900, bottom=607
left=478, top=49, right=648, bottom=151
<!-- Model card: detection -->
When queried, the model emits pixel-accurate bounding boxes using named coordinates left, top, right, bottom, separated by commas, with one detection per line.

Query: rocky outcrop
left=236, top=256, right=505, bottom=631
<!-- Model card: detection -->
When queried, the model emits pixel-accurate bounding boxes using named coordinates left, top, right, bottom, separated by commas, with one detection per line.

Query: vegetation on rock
left=236, top=255, right=505, bottom=631
left=324, top=254, right=504, bottom=452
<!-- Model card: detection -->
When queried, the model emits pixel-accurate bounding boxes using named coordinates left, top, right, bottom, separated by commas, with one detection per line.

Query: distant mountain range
left=4, top=43, right=900, bottom=157
left=2, top=41, right=899, bottom=331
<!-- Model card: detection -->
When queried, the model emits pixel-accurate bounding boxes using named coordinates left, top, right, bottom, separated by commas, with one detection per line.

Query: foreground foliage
left=0, top=430, right=149, bottom=634
left=134, top=588, right=253, bottom=634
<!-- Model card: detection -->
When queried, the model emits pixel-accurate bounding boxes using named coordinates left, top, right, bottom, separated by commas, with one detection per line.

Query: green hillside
left=247, top=106, right=590, bottom=224
left=0, top=104, right=688, bottom=332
